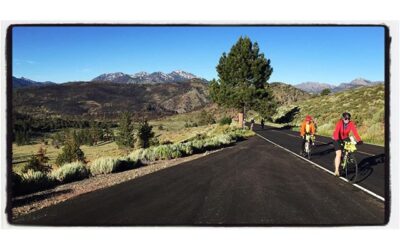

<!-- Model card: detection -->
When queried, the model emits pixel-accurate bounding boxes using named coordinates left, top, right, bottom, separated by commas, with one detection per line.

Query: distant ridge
left=295, top=78, right=384, bottom=94
left=91, top=70, right=208, bottom=84
left=12, top=76, right=56, bottom=89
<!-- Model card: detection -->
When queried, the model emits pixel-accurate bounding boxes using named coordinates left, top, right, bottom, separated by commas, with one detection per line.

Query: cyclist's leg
left=300, top=136, right=306, bottom=155
left=333, top=140, right=341, bottom=176
left=334, top=150, right=341, bottom=176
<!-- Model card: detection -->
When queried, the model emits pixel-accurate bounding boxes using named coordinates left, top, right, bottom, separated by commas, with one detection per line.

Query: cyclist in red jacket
left=332, top=112, right=363, bottom=176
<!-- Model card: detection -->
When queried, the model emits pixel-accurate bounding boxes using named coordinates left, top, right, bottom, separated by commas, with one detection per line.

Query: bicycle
left=340, top=136, right=358, bottom=183
left=303, top=133, right=314, bottom=159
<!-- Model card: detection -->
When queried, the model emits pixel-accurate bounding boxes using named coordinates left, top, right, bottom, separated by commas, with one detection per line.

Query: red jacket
left=332, top=120, right=361, bottom=142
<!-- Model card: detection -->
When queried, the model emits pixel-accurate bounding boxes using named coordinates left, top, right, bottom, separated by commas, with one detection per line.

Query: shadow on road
left=254, top=124, right=295, bottom=132
left=12, top=189, right=72, bottom=207
left=356, top=154, right=385, bottom=183
left=312, top=148, right=335, bottom=156
left=314, top=142, right=333, bottom=148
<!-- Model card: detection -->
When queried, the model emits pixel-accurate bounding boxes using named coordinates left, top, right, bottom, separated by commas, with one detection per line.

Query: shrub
left=204, top=137, right=222, bottom=150
left=176, top=142, right=194, bottom=156
left=153, top=145, right=182, bottom=160
left=51, top=162, right=89, bottom=183
left=128, top=148, right=145, bottom=162
left=188, top=139, right=207, bottom=153
left=184, top=121, right=198, bottom=128
left=90, top=157, right=121, bottom=176
left=198, top=110, right=216, bottom=126
left=15, top=170, right=57, bottom=195
left=215, top=134, right=234, bottom=145
left=219, top=116, right=232, bottom=125
left=11, top=171, right=22, bottom=194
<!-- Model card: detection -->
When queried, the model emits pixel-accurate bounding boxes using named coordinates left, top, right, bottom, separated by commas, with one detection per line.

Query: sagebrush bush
left=188, top=139, right=206, bottom=153
left=176, top=142, right=194, bottom=156
left=152, top=144, right=182, bottom=160
left=90, top=157, right=121, bottom=176
left=51, top=162, right=89, bottom=183
left=15, top=170, right=57, bottom=195
left=125, top=127, right=254, bottom=165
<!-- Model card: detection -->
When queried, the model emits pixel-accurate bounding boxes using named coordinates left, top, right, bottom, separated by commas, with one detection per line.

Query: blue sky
left=12, top=26, right=385, bottom=85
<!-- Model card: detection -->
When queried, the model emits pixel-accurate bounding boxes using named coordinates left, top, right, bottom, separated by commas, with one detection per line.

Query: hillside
left=295, top=78, right=383, bottom=94
left=13, top=81, right=210, bottom=120
left=269, top=82, right=311, bottom=105
left=12, top=76, right=56, bottom=89
left=272, top=84, right=385, bottom=145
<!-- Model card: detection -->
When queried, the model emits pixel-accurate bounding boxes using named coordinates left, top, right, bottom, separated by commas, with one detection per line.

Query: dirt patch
left=11, top=148, right=224, bottom=219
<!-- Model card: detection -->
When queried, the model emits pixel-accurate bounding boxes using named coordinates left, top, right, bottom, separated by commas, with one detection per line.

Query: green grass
left=12, top=140, right=123, bottom=173
left=12, top=105, right=246, bottom=174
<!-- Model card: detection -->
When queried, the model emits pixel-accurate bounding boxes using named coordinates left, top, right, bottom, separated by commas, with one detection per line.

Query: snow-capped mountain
left=92, top=70, right=203, bottom=84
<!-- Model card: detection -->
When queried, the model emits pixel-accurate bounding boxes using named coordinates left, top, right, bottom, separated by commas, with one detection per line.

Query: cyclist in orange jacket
left=332, top=112, right=363, bottom=176
left=299, top=115, right=316, bottom=156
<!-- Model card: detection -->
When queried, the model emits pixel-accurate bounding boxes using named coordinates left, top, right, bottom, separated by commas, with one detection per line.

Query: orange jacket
left=300, top=121, right=316, bottom=136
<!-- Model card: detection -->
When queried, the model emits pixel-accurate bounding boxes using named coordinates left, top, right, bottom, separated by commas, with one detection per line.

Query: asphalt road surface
left=12, top=126, right=387, bottom=226
left=255, top=124, right=387, bottom=199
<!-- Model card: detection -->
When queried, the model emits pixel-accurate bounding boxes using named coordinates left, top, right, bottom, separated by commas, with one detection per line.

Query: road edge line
left=268, top=129, right=376, bottom=156
left=255, top=133, right=385, bottom=202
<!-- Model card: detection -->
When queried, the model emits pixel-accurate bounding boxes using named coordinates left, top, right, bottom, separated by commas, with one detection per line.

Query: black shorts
left=333, top=140, right=343, bottom=151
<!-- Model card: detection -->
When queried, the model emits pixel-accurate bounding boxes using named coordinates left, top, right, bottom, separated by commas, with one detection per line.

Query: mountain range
left=91, top=70, right=206, bottom=84
left=295, top=78, right=384, bottom=94
left=12, top=76, right=56, bottom=89
left=12, top=73, right=384, bottom=121
left=13, top=81, right=210, bottom=120
left=12, top=70, right=206, bottom=89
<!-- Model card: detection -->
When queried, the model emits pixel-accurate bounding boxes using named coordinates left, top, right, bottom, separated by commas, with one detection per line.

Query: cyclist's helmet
left=305, top=115, right=312, bottom=121
left=342, top=112, right=351, bottom=120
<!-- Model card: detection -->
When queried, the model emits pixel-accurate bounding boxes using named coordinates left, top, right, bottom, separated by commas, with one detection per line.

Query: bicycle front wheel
left=345, top=154, right=358, bottom=183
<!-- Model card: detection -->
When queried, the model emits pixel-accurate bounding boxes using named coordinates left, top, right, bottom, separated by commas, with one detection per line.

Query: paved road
left=255, top=124, right=387, bottom=199
left=13, top=131, right=387, bottom=226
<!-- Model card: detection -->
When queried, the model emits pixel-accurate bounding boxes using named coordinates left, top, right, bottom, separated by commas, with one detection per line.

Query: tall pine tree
left=116, top=112, right=135, bottom=149
left=210, top=36, right=276, bottom=123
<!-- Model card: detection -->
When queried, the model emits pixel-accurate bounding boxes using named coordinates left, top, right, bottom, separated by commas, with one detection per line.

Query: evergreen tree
left=210, top=36, right=275, bottom=121
left=22, top=146, right=51, bottom=173
left=116, top=112, right=135, bottom=149
left=135, top=120, right=155, bottom=148
left=55, top=136, right=85, bottom=166
left=89, top=121, right=102, bottom=145
left=104, top=122, right=113, bottom=141
left=321, top=88, right=332, bottom=96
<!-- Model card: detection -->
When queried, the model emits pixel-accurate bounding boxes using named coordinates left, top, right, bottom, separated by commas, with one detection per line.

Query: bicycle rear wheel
left=345, top=154, right=358, bottom=183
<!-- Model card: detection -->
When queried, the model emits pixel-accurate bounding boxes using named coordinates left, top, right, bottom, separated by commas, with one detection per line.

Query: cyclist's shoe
left=334, top=171, right=340, bottom=177
left=357, top=140, right=364, bottom=145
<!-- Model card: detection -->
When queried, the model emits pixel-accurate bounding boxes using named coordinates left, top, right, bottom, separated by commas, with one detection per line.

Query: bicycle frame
left=340, top=136, right=358, bottom=182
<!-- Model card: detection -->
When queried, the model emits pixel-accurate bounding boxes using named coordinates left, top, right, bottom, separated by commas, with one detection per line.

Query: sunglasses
left=343, top=117, right=350, bottom=121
